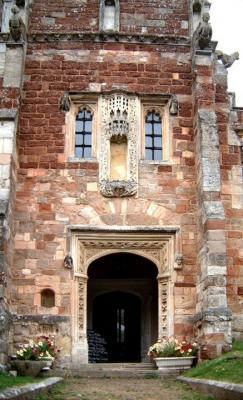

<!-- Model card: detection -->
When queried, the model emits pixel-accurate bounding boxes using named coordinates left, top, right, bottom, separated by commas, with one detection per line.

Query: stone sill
left=0, top=377, right=63, bottom=400
left=139, top=160, right=171, bottom=166
left=178, top=376, right=243, bottom=400
left=67, top=157, right=97, bottom=163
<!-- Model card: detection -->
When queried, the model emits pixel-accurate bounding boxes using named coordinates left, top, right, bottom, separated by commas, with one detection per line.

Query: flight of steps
left=45, top=362, right=161, bottom=378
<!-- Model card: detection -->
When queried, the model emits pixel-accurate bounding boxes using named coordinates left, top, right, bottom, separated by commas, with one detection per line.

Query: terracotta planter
left=11, top=360, right=48, bottom=377
left=154, top=356, right=196, bottom=374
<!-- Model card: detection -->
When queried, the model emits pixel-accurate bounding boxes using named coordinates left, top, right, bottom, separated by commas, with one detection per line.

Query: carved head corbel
left=175, top=254, right=183, bottom=269
left=64, top=254, right=74, bottom=269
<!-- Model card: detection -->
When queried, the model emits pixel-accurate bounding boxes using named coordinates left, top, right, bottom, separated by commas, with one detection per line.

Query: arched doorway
left=87, top=252, right=158, bottom=363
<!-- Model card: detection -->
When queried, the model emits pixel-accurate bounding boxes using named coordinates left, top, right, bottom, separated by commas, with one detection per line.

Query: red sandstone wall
left=29, top=0, right=190, bottom=36
left=13, top=35, right=197, bottom=340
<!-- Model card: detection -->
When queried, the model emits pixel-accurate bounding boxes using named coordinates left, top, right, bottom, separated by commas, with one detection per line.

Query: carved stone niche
left=99, top=93, right=138, bottom=197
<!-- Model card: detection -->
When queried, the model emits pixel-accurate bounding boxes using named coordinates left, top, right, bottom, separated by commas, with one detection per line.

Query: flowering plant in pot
left=12, top=336, right=59, bottom=376
left=148, top=337, right=198, bottom=373
left=16, top=336, right=57, bottom=361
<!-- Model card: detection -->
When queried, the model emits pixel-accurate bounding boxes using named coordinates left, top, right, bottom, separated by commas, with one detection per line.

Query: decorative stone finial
left=64, top=254, right=73, bottom=269
left=197, top=12, right=212, bottom=50
left=59, top=92, right=71, bottom=112
left=9, top=6, right=25, bottom=42
left=216, top=51, right=240, bottom=69
left=169, top=96, right=179, bottom=116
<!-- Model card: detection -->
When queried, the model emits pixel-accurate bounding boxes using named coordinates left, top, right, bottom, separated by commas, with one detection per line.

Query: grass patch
left=184, top=340, right=243, bottom=384
left=0, top=371, right=41, bottom=391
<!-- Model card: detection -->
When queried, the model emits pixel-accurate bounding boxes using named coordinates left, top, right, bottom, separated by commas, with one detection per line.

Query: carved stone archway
left=69, top=227, right=181, bottom=365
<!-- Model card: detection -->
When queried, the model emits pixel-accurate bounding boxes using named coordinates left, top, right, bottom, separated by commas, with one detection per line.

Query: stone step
left=41, top=362, right=161, bottom=379
left=45, top=368, right=162, bottom=379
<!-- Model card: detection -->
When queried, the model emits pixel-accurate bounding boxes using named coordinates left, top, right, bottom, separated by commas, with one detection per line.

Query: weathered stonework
left=0, top=0, right=242, bottom=367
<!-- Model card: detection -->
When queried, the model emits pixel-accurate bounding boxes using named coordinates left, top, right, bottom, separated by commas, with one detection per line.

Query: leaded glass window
left=75, top=108, right=93, bottom=158
left=145, top=111, right=163, bottom=161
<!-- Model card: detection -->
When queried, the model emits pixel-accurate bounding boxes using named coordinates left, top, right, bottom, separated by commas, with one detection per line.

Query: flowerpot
left=154, top=356, right=196, bottom=374
left=11, top=360, right=48, bottom=377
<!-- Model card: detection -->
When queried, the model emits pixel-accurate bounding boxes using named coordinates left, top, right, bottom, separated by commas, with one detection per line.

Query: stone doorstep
left=0, top=377, right=63, bottom=400
left=178, top=376, right=243, bottom=400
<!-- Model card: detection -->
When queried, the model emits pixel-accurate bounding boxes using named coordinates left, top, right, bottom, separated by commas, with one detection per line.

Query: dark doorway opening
left=87, top=252, right=158, bottom=363
left=93, top=291, right=141, bottom=362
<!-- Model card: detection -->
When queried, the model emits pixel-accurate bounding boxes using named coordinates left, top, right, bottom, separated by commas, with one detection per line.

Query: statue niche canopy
left=99, top=93, right=138, bottom=198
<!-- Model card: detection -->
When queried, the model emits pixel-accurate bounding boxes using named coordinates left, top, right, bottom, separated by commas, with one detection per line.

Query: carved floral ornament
left=99, top=93, right=138, bottom=197
left=72, top=232, right=182, bottom=277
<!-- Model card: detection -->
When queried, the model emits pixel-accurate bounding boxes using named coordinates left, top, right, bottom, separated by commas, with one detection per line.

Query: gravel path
left=37, top=378, right=213, bottom=400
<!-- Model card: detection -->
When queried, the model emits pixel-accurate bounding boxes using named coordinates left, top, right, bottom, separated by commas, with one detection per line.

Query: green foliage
left=185, top=341, right=243, bottom=384
left=0, top=371, right=40, bottom=391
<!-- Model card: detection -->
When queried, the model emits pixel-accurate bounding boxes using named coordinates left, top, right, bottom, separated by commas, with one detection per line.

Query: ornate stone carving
left=64, top=254, right=73, bottom=269
left=23, top=33, right=191, bottom=46
left=0, top=272, right=7, bottom=287
left=9, top=6, right=25, bottom=42
left=216, top=51, right=240, bottom=69
left=169, top=95, right=179, bottom=116
left=76, top=237, right=169, bottom=275
left=59, top=92, right=71, bottom=112
left=159, top=279, right=168, bottom=337
left=196, top=12, right=212, bottom=50
left=175, top=253, right=183, bottom=269
left=99, top=93, right=138, bottom=197
left=161, top=244, right=169, bottom=273
left=78, top=278, right=86, bottom=338
left=100, top=179, right=137, bottom=198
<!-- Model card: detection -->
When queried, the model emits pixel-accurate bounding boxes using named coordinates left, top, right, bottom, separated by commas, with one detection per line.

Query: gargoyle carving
left=216, top=51, right=240, bottom=68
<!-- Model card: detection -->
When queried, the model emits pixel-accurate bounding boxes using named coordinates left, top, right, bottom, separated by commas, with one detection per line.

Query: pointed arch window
left=145, top=111, right=163, bottom=161
left=75, top=108, right=93, bottom=158
left=100, top=0, right=120, bottom=32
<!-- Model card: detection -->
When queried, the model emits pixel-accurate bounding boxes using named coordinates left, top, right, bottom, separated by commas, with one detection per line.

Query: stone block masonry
left=0, top=0, right=242, bottom=366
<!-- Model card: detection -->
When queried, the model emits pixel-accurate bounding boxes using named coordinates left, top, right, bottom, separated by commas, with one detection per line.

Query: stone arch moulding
left=68, top=226, right=182, bottom=365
